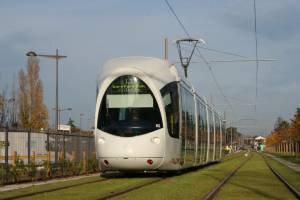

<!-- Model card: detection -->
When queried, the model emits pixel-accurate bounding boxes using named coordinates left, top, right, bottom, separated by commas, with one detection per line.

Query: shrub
left=27, top=162, right=37, bottom=181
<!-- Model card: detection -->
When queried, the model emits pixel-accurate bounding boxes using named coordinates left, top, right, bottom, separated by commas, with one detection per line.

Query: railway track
left=96, top=177, right=167, bottom=200
left=203, top=153, right=253, bottom=200
left=263, top=155, right=300, bottom=200
left=1, top=173, right=168, bottom=200
left=1, top=177, right=110, bottom=200
left=203, top=153, right=300, bottom=200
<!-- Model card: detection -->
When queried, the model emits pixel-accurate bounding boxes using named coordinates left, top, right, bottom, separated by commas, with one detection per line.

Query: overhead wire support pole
left=253, top=0, right=259, bottom=112
left=164, top=38, right=168, bottom=60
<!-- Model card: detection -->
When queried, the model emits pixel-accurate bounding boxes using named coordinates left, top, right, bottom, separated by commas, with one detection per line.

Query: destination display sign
left=108, top=76, right=150, bottom=94
left=110, top=83, right=147, bottom=94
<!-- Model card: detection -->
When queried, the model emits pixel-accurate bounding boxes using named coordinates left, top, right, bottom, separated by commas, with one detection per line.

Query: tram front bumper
left=99, top=157, right=163, bottom=171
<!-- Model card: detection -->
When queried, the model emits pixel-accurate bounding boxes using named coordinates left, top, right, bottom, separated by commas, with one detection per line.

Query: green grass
left=215, top=153, right=295, bottom=200
left=266, top=155, right=300, bottom=191
left=277, top=155, right=300, bottom=165
left=222, top=151, right=248, bottom=162
left=26, top=178, right=160, bottom=200
left=112, top=153, right=248, bottom=200
left=268, top=152, right=300, bottom=164
left=0, top=152, right=247, bottom=200
left=0, top=175, right=102, bottom=199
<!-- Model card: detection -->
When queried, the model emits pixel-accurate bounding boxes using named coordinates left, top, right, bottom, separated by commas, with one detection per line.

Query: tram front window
left=98, top=75, right=163, bottom=137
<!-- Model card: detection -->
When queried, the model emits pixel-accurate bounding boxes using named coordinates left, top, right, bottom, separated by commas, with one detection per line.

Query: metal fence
left=0, top=128, right=95, bottom=165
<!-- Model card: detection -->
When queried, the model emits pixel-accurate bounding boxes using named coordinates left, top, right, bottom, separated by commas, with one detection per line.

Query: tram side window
left=200, top=103, right=207, bottom=162
left=185, top=89, right=195, bottom=141
left=160, top=82, right=180, bottom=138
left=215, top=115, right=220, bottom=159
left=222, top=122, right=226, bottom=145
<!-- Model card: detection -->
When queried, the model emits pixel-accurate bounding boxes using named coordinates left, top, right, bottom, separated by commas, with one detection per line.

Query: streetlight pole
left=26, top=49, right=66, bottom=163
left=53, top=107, right=72, bottom=129
left=230, top=121, right=233, bottom=147
left=80, top=113, right=84, bottom=134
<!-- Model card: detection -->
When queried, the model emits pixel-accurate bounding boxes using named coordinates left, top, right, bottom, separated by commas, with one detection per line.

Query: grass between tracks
left=25, top=177, right=159, bottom=200
left=265, top=155, right=300, bottom=191
left=113, top=152, right=248, bottom=200
left=215, top=153, right=295, bottom=200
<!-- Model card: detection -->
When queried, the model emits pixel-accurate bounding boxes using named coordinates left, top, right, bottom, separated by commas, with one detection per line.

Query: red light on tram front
left=147, top=159, right=153, bottom=165
left=104, top=160, right=109, bottom=166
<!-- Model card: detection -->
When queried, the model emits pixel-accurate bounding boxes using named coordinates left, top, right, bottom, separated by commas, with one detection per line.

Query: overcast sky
left=0, top=0, right=299, bottom=135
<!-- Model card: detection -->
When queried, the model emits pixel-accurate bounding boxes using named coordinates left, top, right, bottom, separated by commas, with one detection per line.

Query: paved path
left=265, top=153, right=300, bottom=172
left=0, top=173, right=100, bottom=192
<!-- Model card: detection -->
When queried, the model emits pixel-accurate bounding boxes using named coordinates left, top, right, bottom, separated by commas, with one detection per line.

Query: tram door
left=180, top=86, right=187, bottom=165
left=180, top=86, right=195, bottom=167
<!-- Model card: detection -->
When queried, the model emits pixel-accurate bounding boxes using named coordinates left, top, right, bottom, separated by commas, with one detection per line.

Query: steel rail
left=203, top=153, right=252, bottom=200
left=96, top=178, right=166, bottom=200
left=263, top=155, right=300, bottom=200
left=1, top=177, right=109, bottom=200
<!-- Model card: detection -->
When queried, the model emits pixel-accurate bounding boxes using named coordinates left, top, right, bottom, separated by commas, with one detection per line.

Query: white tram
left=94, top=57, right=225, bottom=172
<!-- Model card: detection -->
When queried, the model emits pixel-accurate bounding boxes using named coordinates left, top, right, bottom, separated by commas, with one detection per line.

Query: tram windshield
left=97, top=75, right=163, bottom=136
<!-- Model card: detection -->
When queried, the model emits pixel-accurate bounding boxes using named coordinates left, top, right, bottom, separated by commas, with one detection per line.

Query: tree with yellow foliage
left=18, top=56, right=48, bottom=129
left=266, top=109, right=300, bottom=155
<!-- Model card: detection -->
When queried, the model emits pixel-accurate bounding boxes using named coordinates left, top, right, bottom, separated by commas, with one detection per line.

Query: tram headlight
left=151, top=137, right=160, bottom=144
left=98, top=137, right=106, bottom=144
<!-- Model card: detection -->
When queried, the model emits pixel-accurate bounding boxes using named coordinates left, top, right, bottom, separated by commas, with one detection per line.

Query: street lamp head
left=67, top=108, right=72, bottom=111
left=8, top=98, right=15, bottom=103
left=26, top=51, right=37, bottom=57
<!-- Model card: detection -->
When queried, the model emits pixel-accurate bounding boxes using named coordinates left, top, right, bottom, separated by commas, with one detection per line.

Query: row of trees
left=0, top=57, right=48, bottom=130
left=266, top=108, right=300, bottom=155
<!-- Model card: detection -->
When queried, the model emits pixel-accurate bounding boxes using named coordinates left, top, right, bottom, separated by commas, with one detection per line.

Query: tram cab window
left=98, top=75, right=162, bottom=137
left=160, top=82, right=180, bottom=138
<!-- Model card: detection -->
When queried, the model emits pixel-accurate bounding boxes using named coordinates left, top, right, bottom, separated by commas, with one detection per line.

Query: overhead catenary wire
left=195, top=48, right=235, bottom=114
left=198, top=46, right=248, bottom=59
left=188, top=59, right=276, bottom=63
left=164, top=0, right=191, bottom=37
left=164, top=0, right=248, bottom=59
left=183, top=43, right=249, bottom=59
left=178, top=45, right=276, bottom=63
left=164, top=0, right=235, bottom=115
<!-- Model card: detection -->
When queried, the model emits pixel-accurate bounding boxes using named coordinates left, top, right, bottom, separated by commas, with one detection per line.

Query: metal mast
left=176, top=38, right=199, bottom=78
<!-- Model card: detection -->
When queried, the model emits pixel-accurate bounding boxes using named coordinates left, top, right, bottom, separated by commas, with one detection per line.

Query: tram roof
left=98, top=57, right=223, bottom=120
left=98, top=57, right=180, bottom=86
